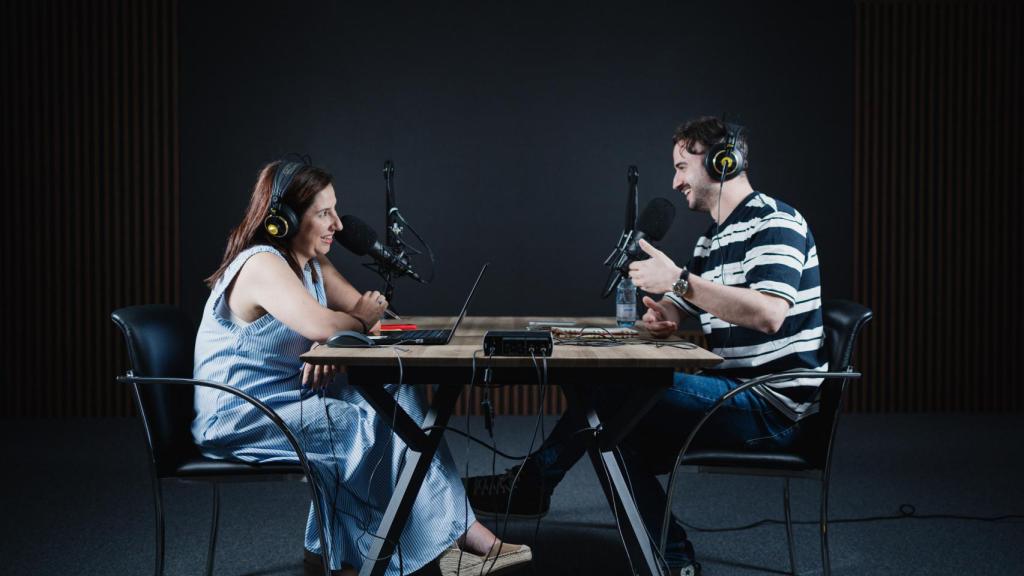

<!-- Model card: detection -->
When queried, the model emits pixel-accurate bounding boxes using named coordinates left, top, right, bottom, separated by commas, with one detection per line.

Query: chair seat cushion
left=173, top=457, right=305, bottom=478
left=680, top=449, right=814, bottom=470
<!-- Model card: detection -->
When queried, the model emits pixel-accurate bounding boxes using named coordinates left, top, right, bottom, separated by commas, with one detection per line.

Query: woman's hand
left=350, top=290, right=388, bottom=333
left=302, top=342, right=340, bottom=391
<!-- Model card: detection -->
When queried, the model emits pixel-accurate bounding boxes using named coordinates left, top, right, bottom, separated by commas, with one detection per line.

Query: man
left=465, top=116, right=827, bottom=575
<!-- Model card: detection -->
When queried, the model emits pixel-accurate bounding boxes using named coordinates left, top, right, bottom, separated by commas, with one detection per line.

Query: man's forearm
left=684, top=275, right=787, bottom=334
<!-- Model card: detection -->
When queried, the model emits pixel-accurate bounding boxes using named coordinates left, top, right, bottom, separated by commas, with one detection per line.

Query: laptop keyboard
left=384, top=329, right=448, bottom=342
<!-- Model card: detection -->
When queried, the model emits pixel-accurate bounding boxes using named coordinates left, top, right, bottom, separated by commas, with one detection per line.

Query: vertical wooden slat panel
left=871, top=1, right=885, bottom=413
left=853, top=0, right=1022, bottom=413
left=847, top=0, right=868, bottom=413
left=116, top=0, right=130, bottom=416
left=850, top=0, right=863, bottom=412
left=35, top=0, right=48, bottom=417
left=1009, top=0, right=1017, bottom=411
left=1, top=0, right=179, bottom=417
left=959, top=3, right=972, bottom=411
left=921, top=1, right=936, bottom=412
left=975, top=4, right=989, bottom=411
left=909, top=3, right=923, bottom=411
left=16, top=0, right=28, bottom=414
left=100, top=0, right=116, bottom=417
left=944, top=2, right=957, bottom=411
left=0, top=0, right=11, bottom=410
left=62, top=0, right=75, bottom=418
left=869, top=1, right=883, bottom=412
left=895, top=2, right=908, bottom=412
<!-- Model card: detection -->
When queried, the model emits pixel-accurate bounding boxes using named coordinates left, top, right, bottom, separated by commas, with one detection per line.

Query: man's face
left=672, top=141, right=716, bottom=213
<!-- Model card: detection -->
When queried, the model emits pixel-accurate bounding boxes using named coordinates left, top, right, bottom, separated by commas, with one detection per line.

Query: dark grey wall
left=181, top=0, right=852, bottom=319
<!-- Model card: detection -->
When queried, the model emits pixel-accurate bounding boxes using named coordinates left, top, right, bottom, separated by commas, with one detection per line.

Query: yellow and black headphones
left=703, top=122, right=746, bottom=182
left=263, top=161, right=303, bottom=240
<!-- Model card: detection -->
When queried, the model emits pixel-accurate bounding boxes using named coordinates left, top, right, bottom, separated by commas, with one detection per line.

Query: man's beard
left=689, top=182, right=718, bottom=213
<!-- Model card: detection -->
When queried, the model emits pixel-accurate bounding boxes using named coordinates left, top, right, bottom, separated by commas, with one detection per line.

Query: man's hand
left=641, top=295, right=681, bottom=339
left=628, top=239, right=683, bottom=293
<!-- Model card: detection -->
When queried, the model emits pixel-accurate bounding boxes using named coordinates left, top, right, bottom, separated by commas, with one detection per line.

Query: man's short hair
left=672, top=116, right=750, bottom=174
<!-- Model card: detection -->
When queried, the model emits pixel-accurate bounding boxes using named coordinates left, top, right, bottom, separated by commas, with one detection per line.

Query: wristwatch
left=672, top=267, right=691, bottom=298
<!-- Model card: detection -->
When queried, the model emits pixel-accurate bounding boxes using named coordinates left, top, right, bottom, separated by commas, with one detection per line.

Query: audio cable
left=484, top=351, right=548, bottom=576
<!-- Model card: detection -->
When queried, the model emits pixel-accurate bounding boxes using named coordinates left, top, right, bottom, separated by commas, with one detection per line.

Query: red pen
left=381, top=324, right=418, bottom=331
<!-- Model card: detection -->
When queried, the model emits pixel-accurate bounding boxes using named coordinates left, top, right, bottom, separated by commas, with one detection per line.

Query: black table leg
left=563, top=373, right=672, bottom=576
left=347, top=363, right=672, bottom=576
left=351, top=378, right=464, bottom=576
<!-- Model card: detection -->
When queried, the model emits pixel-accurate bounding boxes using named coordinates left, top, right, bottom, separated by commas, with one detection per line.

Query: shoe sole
left=438, top=547, right=533, bottom=576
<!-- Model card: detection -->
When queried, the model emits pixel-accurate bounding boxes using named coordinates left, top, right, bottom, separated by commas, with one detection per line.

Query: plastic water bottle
left=616, top=277, right=637, bottom=327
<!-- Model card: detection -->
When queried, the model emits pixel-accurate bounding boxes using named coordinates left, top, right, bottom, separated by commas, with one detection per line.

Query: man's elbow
left=759, top=317, right=785, bottom=335
left=757, top=299, right=790, bottom=335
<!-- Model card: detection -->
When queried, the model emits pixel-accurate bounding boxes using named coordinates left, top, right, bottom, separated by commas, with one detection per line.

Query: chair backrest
left=111, top=305, right=200, bottom=476
left=801, top=299, right=873, bottom=467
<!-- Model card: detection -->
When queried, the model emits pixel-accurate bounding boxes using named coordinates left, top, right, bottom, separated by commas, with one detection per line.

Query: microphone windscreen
left=637, top=198, right=676, bottom=241
left=337, top=215, right=378, bottom=256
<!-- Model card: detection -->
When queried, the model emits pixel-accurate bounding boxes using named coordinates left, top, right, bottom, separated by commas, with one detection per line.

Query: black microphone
left=337, top=214, right=424, bottom=282
left=625, top=166, right=639, bottom=232
left=602, top=197, right=676, bottom=298
left=384, top=160, right=398, bottom=248
left=603, top=166, right=641, bottom=268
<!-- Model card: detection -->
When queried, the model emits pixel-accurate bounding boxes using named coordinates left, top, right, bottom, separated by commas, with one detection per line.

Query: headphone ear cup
left=264, top=212, right=287, bottom=239
left=276, top=203, right=300, bottom=238
left=264, top=161, right=304, bottom=239
left=704, top=143, right=728, bottom=180
left=265, top=203, right=299, bottom=239
left=704, top=144, right=744, bottom=182
left=703, top=121, right=746, bottom=182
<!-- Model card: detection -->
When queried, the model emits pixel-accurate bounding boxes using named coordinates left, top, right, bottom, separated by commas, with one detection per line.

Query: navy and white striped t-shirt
left=663, top=191, right=828, bottom=420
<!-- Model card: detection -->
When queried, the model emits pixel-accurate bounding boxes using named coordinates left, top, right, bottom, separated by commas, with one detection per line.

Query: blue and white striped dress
left=192, top=245, right=474, bottom=574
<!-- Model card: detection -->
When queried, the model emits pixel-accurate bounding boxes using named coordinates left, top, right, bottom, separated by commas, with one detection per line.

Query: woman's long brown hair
left=205, top=161, right=334, bottom=288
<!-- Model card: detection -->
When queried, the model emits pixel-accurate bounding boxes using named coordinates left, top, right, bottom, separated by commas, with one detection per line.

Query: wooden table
left=302, top=316, right=721, bottom=576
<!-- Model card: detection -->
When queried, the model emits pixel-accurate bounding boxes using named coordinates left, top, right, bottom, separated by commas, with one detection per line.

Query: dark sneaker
left=677, top=561, right=702, bottom=576
left=663, top=538, right=700, bottom=576
left=464, top=465, right=550, bottom=518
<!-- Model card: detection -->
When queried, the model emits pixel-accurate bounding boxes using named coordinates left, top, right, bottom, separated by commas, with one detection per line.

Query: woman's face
left=292, top=184, right=342, bottom=261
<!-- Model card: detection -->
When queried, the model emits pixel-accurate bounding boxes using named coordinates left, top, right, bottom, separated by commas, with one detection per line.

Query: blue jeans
left=531, top=372, right=802, bottom=566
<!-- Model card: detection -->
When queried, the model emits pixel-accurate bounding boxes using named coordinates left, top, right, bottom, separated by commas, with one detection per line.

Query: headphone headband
left=270, top=161, right=302, bottom=206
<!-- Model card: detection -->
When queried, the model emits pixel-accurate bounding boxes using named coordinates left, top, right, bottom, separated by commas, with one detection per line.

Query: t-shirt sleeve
left=742, top=212, right=808, bottom=305
left=660, top=255, right=703, bottom=317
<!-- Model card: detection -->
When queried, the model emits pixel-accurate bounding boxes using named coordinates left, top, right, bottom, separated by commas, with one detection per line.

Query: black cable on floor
left=680, top=504, right=1024, bottom=533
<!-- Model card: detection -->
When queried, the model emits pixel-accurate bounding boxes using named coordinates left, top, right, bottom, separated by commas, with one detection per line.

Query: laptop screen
left=443, top=262, right=489, bottom=343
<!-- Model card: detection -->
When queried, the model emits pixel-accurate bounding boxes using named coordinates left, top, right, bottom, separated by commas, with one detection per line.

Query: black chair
left=112, top=305, right=331, bottom=576
left=662, top=299, right=872, bottom=576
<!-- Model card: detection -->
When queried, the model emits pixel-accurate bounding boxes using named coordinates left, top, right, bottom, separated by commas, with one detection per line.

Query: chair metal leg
left=820, top=478, right=831, bottom=576
left=784, top=478, right=797, bottom=575
left=152, top=477, right=165, bottom=576
left=206, top=483, right=220, bottom=576
left=307, top=474, right=331, bottom=576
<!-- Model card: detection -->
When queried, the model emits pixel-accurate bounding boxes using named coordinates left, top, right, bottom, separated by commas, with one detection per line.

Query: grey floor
left=3, top=414, right=1023, bottom=575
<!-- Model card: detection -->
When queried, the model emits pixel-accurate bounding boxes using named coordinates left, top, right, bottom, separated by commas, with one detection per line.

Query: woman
left=191, top=160, right=530, bottom=576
